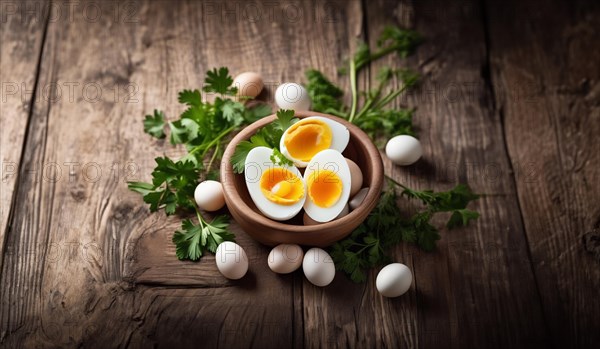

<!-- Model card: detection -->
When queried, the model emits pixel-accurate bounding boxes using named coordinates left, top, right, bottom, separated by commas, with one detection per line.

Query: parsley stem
left=194, top=206, right=205, bottom=228
left=348, top=59, right=358, bottom=123
left=206, top=142, right=220, bottom=175
left=385, top=174, right=408, bottom=190
left=372, top=84, right=409, bottom=111
left=188, top=125, right=237, bottom=158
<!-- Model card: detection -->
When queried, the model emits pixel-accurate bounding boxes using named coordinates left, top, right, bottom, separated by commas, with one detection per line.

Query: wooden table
left=1, top=1, right=599, bottom=348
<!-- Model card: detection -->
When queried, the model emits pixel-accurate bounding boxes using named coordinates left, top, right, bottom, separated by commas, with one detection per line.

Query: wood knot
left=112, top=202, right=135, bottom=221
left=583, top=228, right=600, bottom=264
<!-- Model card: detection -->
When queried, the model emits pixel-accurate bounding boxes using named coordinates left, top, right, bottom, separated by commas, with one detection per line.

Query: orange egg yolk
left=307, top=169, right=343, bottom=208
left=260, top=167, right=304, bottom=205
left=283, top=119, right=332, bottom=162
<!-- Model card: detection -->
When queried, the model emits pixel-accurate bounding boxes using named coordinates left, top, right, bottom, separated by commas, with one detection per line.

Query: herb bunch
left=305, top=26, right=481, bottom=282
left=331, top=180, right=480, bottom=283
left=230, top=109, right=297, bottom=173
left=128, top=67, right=271, bottom=261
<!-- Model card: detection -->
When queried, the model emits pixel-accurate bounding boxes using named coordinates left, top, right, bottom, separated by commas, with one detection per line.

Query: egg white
left=303, top=149, right=352, bottom=223
left=244, top=146, right=306, bottom=221
left=280, top=116, right=350, bottom=168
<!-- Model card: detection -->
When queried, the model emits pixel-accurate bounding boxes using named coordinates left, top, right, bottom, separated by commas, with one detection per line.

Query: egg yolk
left=307, top=169, right=343, bottom=208
left=283, top=119, right=332, bottom=162
left=260, top=167, right=305, bottom=205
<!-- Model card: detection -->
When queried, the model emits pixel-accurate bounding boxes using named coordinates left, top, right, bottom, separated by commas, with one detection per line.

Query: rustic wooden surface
left=1, top=0, right=598, bottom=348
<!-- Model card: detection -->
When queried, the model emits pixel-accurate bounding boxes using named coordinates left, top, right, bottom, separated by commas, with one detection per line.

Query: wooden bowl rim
left=221, top=110, right=384, bottom=234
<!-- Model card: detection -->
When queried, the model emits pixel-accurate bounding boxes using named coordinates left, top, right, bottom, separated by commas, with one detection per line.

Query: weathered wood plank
left=0, top=1, right=361, bottom=348
left=302, top=0, right=548, bottom=347
left=0, top=0, right=49, bottom=272
left=485, top=0, right=600, bottom=347
left=124, top=0, right=364, bottom=287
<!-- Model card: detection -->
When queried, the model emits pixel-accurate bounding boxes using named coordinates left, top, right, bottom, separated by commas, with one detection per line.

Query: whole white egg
left=303, top=149, right=352, bottom=223
left=376, top=263, right=412, bottom=297
left=233, top=71, right=264, bottom=98
left=349, top=187, right=369, bottom=211
left=385, top=135, right=422, bottom=166
left=280, top=116, right=350, bottom=168
left=302, top=248, right=335, bottom=287
left=215, top=241, right=248, bottom=280
left=346, top=158, right=363, bottom=197
left=244, top=146, right=306, bottom=221
left=194, top=180, right=226, bottom=212
left=275, top=83, right=311, bottom=111
left=268, top=244, right=304, bottom=274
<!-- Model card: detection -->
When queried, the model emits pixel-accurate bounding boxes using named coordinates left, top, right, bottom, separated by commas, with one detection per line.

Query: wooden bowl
left=221, top=111, right=384, bottom=247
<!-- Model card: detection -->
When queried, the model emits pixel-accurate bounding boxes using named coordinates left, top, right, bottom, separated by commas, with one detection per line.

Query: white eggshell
left=268, top=244, right=304, bottom=274
left=346, top=158, right=363, bottom=197
left=349, top=187, right=369, bottom=211
left=194, top=180, right=226, bottom=212
left=215, top=242, right=248, bottom=280
left=302, top=248, right=335, bottom=287
left=376, top=263, right=412, bottom=298
left=233, top=71, right=264, bottom=98
left=244, top=146, right=306, bottom=221
left=275, top=83, right=311, bottom=111
left=385, top=135, right=423, bottom=166
left=303, top=149, right=351, bottom=223
left=280, top=116, right=350, bottom=168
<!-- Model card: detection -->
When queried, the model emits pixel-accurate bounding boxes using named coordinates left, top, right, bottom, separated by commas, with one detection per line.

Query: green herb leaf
left=169, top=119, right=200, bottom=144
left=305, top=69, right=345, bottom=115
left=203, top=67, right=237, bottom=95
left=447, top=209, right=480, bottom=230
left=143, top=110, right=166, bottom=138
left=273, top=109, right=297, bottom=132
left=244, top=103, right=273, bottom=123
left=172, top=216, right=236, bottom=261
left=230, top=110, right=297, bottom=174
left=178, top=89, right=203, bottom=107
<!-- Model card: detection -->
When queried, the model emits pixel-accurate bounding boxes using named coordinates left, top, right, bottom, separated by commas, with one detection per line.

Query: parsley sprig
left=304, top=26, right=481, bottom=282
left=230, top=109, right=297, bottom=173
left=331, top=179, right=480, bottom=282
left=305, top=26, right=421, bottom=141
left=128, top=67, right=271, bottom=261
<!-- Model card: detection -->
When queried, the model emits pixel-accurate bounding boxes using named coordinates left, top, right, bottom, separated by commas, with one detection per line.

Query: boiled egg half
left=279, top=116, right=350, bottom=168
left=244, top=146, right=306, bottom=221
left=303, top=149, right=352, bottom=223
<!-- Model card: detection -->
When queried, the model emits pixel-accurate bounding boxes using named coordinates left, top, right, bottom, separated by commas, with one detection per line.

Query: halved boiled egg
left=279, top=116, right=350, bottom=168
left=303, top=149, right=351, bottom=223
left=244, top=147, right=306, bottom=221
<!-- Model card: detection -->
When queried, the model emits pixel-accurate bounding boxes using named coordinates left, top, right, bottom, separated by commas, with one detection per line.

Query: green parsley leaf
left=273, top=109, right=297, bottom=131
left=230, top=109, right=297, bottom=174
left=244, top=103, right=272, bottom=123
left=143, top=110, right=166, bottom=138
left=376, top=26, right=422, bottom=58
left=169, top=118, right=200, bottom=144
left=270, top=148, right=293, bottom=167
left=178, top=89, right=203, bottom=107
left=447, top=209, right=480, bottom=229
left=305, top=69, right=345, bottom=115
left=219, top=98, right=245, bottom=126
left=172, top=216, right=236, bottom=261
left=203, top=67, right=237, bottom=95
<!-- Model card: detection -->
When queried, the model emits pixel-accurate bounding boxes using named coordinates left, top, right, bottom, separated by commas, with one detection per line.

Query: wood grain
left=0, top=1, right=48, bottom=272
left=300, top=0, right=548, bottom=347
left=0, top=0, right=362, bottom=348
left=1, top=0, right=598, bottom=348
left=485, top=0, right=600, bottom=347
